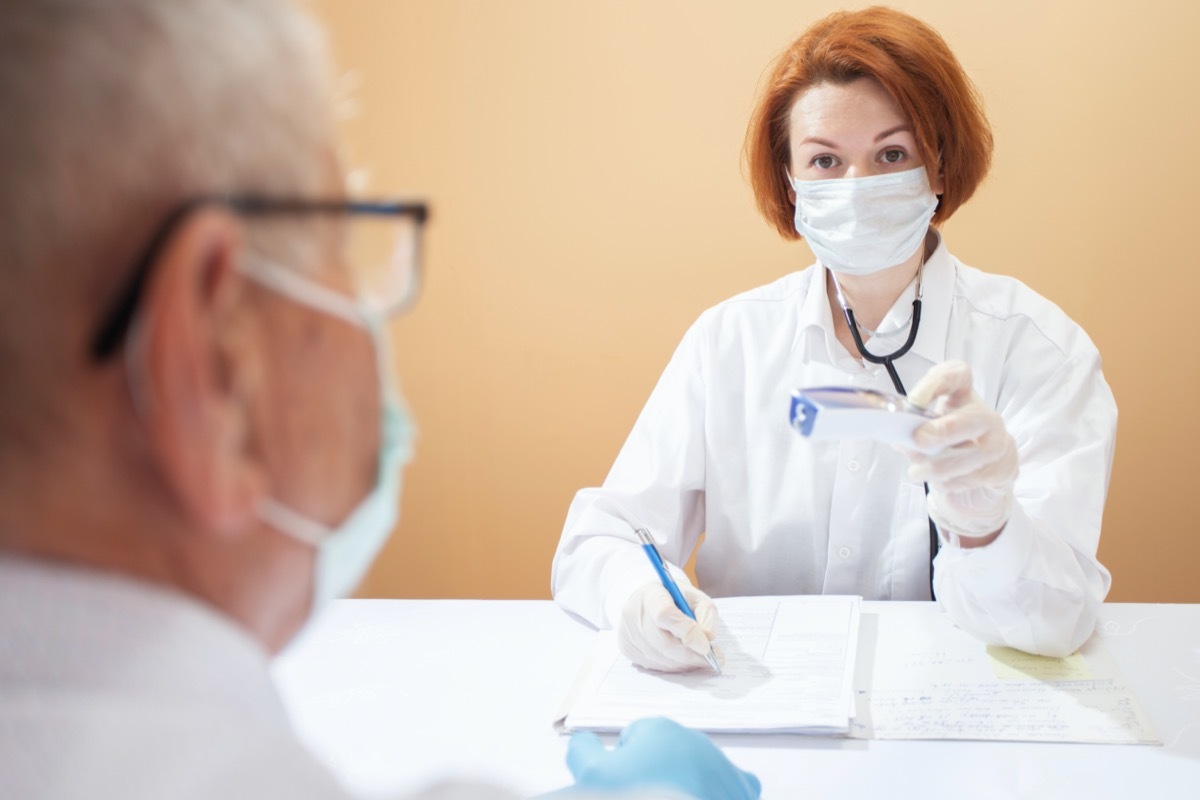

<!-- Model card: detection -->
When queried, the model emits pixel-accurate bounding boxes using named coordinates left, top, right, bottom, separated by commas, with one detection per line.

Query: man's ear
left=134, top=207, right=267, bottom=538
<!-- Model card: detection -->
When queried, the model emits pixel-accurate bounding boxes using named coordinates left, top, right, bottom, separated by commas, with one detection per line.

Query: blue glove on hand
left=564, top=717, right=761, bottom=799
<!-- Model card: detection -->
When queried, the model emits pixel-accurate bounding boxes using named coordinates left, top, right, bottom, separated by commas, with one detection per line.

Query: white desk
left=273, top=601, right=1200, bottom=799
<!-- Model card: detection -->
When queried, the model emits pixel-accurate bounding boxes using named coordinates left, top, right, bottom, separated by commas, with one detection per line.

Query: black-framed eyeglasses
left=88, top=196, right=430, bottom=361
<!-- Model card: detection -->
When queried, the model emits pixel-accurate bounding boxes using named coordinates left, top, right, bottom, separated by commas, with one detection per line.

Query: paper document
left=559, top=595, right=861, bottom=735
left=850, top=603, right=1160, bottom=744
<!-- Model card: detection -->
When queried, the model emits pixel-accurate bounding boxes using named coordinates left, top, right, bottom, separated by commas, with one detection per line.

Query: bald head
left=0, top=0, right=334, bottom=442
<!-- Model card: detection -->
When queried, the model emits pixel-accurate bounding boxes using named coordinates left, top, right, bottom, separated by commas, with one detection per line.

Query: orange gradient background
left=310, top=0, right=1200, bottom=603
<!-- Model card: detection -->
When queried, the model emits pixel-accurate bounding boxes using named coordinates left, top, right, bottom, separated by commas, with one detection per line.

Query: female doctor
left=551, top=7, right=1116, bottom=666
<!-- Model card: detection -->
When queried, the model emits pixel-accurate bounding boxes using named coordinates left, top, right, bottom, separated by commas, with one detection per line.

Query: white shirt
left=552, top=233, right=1116, bottom=657
left=0, top=556, right=521, bottom=800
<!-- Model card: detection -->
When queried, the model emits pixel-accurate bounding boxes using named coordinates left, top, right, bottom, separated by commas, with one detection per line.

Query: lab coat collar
left=791, top=228, right=953, bottom=365
left=791, top=257, right=842, bottom=361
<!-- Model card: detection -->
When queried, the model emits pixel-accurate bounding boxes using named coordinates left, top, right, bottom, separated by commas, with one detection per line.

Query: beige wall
left=311, top=0, right=1200, bottom=603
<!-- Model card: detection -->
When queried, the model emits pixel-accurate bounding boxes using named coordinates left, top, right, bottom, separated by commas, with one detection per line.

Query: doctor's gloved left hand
left=906, top=361, right=1019, bottom=542
left=561, top=717, right=761, bottom=800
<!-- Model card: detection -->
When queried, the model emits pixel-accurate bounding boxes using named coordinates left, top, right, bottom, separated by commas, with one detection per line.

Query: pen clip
left=635, top=527, right=668, bottom=571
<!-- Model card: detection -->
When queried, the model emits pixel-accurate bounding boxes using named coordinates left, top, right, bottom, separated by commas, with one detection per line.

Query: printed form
left=559, top=595, right=861, bottom=734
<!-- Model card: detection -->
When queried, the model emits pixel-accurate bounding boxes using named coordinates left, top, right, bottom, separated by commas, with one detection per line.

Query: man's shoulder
left=0, top=692, right=353, bottom=800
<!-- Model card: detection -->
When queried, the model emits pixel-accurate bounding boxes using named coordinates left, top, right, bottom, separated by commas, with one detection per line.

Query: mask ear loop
left=240, top=254, right=405, bottom=402
left=239, top=257, right=368, bottom=329
left=236, top=256, right=406, bottom=550
left=258, top=497, right=331, bottom=546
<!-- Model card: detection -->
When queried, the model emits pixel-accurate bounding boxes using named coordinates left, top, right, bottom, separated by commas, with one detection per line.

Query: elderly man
left=0, top=2, right=760, bottom=799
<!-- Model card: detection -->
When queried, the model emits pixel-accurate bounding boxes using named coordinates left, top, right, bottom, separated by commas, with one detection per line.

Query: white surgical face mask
left=790, top=166, right=938, bottom=276
left=241, top=258, right=415, bottom=615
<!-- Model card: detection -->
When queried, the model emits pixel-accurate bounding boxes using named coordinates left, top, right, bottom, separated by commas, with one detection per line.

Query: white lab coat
left=552, top=232, right=1115, bottom=657
left=0, top=555, right=523, bottom=800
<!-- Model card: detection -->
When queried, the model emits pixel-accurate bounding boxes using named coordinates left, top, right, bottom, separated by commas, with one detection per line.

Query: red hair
left=744, top=7, right=993, bottom=240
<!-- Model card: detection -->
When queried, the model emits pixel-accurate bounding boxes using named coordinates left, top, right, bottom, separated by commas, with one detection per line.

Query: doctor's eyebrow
left=874, top=124, right=913, bottom=141
left=798, top=125, right=913, bottom=149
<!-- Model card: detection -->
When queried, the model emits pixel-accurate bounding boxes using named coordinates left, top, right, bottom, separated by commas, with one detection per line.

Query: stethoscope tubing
left=835, top=289, right=940, bottom=600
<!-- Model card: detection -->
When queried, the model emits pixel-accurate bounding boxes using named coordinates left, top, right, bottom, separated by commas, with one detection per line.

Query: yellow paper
left=987, top=645, right=1091, bottom=680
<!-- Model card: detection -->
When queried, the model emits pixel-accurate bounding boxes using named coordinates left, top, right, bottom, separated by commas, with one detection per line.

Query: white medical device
left=788, top=386, right=936, bottom=446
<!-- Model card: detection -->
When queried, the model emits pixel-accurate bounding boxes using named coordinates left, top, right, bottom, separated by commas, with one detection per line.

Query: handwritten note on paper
left=861, top=679, right=1154, bottom=743
left=560, top=596, right=861, bottom=735
left=852, top=604, right=1160, bottom=744
left=987, top=645, right=1091, bottom=680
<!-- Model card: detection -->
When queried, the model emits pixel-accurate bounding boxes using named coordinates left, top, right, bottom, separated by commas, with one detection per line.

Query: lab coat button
left=838, top=546, right=852, bottom=559
left=847, top=459, right=860, bottom=472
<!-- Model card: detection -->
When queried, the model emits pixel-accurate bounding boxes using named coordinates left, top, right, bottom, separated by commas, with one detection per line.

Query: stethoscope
left=829, top=266, right=940, bottom=601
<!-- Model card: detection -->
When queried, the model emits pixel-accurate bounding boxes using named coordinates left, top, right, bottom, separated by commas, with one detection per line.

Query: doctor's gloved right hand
left=907, top=360, right=1019, bottom=541
left=617, top=582, right=722, bottom=672
left=565, top=717, right=761, bottom=800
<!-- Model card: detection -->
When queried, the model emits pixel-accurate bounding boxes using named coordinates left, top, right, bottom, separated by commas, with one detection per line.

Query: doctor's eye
left=879, top=148, right=907, bottom=165
left=811, top=154, right=839, bottom=170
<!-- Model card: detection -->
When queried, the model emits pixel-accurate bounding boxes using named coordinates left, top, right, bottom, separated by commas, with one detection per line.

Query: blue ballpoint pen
left=634, top=527, right=722, bottom=674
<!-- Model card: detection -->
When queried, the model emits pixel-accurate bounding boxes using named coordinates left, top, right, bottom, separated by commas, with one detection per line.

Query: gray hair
left=0, top=0, right=334, bottom=399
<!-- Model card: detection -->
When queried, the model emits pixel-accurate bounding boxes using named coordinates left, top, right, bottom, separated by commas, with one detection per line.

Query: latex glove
left=617, top=582, right=721, bottom=672
left=565, top=717, right=761, bottom=800
left=906, top=361, right=1019, bottom=539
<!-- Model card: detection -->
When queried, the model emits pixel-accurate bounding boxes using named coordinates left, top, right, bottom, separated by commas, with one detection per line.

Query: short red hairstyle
left=745, top=6, right=993, bottom=240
